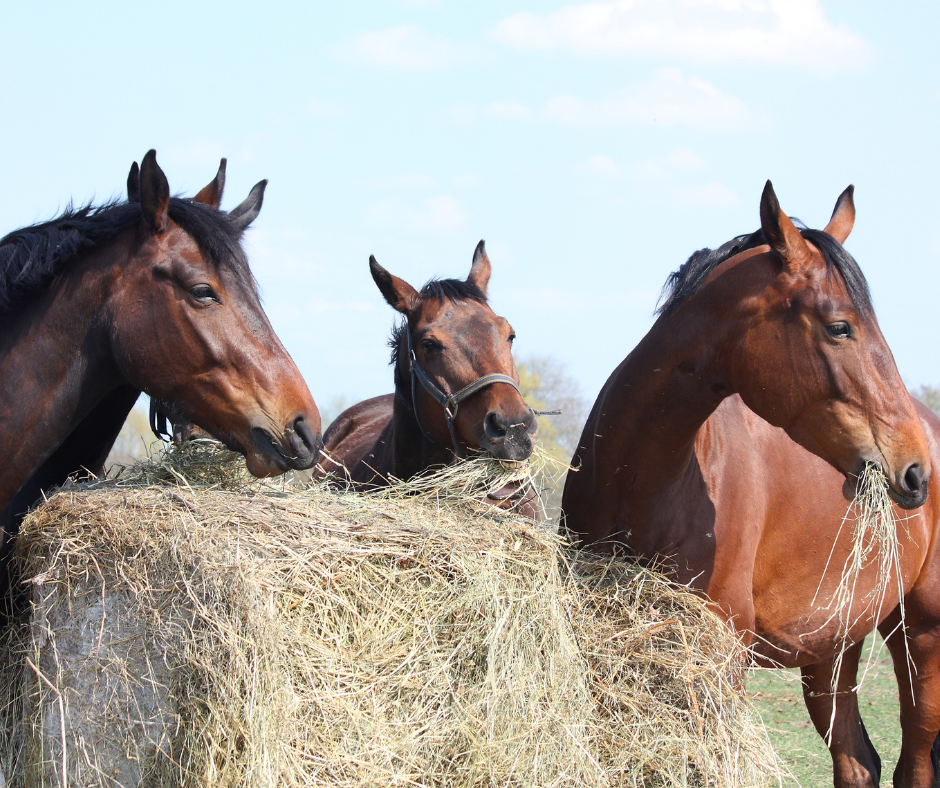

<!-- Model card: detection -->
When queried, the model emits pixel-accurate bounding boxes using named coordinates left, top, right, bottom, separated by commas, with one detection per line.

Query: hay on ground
left=0, top=447, right=779, bottom=787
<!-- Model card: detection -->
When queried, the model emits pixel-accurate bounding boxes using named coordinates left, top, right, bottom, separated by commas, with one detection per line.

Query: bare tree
left=911, top=384, right=940, bottom=416
left=320, top=394, right=355, bottom=431
left=515, top=355, right=589, bottom=519
left=516, top=355, right=589, bottom=463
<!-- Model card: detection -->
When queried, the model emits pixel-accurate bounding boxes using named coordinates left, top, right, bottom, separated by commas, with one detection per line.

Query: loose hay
left=809, top=461, right=909, bottom=735
left=0, top=450, right=779, bottom=787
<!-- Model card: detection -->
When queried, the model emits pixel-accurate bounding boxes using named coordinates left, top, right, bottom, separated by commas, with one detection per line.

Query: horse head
left=370, top=241, right=537, bottom=462
left=722, top=181, right=930, bottom=509
left=110, top=151, right=321, bottom=476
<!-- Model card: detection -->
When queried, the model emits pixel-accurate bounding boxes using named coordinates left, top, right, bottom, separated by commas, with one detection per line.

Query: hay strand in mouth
left=0, top=447, right=779, bottom=787
left=810, top=461, right=909, bottom=738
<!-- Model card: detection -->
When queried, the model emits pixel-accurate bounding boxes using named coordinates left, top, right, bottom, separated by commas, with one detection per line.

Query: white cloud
left=584, top=155, right=621, bottom=178
left=575, top=151, right=736, bottom=208
left=163, top=140, right=227, bottom=169
left=672, top=180, right=740, bottom=208
left=493, top=0, right=869, bottom=72
left=340, top=25, right=477, bottom=69
left=544, top=69, right=762, bottom=131
left=368, top=195, right=470, bottom=233
left=451, top=174, right=482, bottom=188
left=581, top=148, right=706, bottom=180
left=306, top=99, right=346, bottom=119
left=160, top=140, right=258, bottom=196
left=243, top=226, right=326, bottom=286
left=448, top=103, right=478, bottom=124
left=398, top=173, right=437, bottom=188
left=528, top=285, right=661, bottom=313
left=484, top=101, right=534, bottom=122
left=634, top=147, right=707, bottom=179
left=931, top=236, right=940, bottom=259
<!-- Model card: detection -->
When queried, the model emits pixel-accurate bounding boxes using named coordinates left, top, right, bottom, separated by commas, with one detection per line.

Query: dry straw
left=0, top=445, right=779, bottom=787
left=809, top=461, right=909, bottom=736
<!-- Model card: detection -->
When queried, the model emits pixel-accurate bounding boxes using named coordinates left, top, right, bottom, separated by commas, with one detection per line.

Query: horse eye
left=421, top=339, right=441, bottom=353
left=508, top=333, right=516, bottom=344
left=825, top=321, right=852, bottom=339
left=190, top=284, right=218, bottom=304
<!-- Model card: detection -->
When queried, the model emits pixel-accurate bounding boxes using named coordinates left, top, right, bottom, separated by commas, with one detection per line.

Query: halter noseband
left=403, top=324, right=522, bottom=459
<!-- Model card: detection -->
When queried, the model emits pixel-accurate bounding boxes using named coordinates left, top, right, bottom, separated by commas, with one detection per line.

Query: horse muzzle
left=246, top=415, right=322, bottom=476
left=480, top=409, right=538, bottom=462
left=887, top=461, right=930, bottom=510
left=841, top=460, right=930, bottom=511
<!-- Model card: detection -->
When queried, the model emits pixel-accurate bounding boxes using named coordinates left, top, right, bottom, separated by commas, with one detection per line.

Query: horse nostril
left=904, top=463, right=926, bottom=494
left=525, top=409, right=538, bottom=435
left=287, top=415, right=321, bottom=459
left=484, top=412, right=507, bottom=440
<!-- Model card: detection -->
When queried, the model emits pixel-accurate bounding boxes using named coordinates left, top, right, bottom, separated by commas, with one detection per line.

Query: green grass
left=748, top=636, right=902, bottom=787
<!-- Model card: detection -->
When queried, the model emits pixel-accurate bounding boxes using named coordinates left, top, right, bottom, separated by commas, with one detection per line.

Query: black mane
left=388, top=276, right=488, bottom=384
left=0, top=197, right=254, bottom=317
left=657, top=224, right=873, bottom=317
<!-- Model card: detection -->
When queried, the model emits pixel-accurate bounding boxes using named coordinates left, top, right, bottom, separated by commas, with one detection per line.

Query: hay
left=0, top=448, right=779, bottom=787
left=808, top=461, right=909, bottom=735
left=815, top=463, right=903, bottom=631
left=111, top=438, right=256, bottom=490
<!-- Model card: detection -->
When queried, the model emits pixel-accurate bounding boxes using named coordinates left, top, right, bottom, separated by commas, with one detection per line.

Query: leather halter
left=402, top=324, right=522, bottom=459
left=150, top=398, right=172, bottom=441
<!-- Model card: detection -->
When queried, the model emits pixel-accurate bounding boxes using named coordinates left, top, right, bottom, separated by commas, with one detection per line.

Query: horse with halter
left=315, top=242, right=539, bottom=509
left=561, top=181, right=940, bottom=788
left=0, top=151, right=322, bottom=560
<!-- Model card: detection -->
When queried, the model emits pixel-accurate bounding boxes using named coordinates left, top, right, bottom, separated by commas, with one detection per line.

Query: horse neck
left=390, top=353, right=453, bottom=479
left=0, top=232, right=133, bottom=508
left=595, top=305, right=734, bottom=497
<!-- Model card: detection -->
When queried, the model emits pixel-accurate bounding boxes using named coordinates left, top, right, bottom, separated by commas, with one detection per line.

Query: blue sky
left=1, top=1, right=938, bottom=415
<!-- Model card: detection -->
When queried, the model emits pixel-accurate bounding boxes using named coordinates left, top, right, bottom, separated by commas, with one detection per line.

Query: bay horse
left=315, top=242, right=538, bottom=508
left=0, top=151, right=322, bottom=556
left=561, top=181, right=940, bottom=787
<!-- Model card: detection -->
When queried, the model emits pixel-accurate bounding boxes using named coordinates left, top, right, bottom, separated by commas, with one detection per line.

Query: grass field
left=748, top=636, right=902, bottom=787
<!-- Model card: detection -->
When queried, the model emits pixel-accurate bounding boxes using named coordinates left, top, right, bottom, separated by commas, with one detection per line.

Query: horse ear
left=193, top=158, right=227, bottom=209
left=126, top=161, right=140, bottom=203
left=370, top=256, right=419, bottom=314
left=139, top=150, right=170, bottom=234
left=467, top=240, right=491, bottom=296
left=759, top=180, right=810, bottom=269
left=823, top=185, right=855, bottom=244
left=229, top=179, right=267, bottom=231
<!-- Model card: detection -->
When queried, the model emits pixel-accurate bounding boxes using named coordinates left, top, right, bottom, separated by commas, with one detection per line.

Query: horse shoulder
left=708, top=396, right=933, bottom=662
left=899, top=400, right=940, bottom=621
left=692, top=397, right=834, bottom=638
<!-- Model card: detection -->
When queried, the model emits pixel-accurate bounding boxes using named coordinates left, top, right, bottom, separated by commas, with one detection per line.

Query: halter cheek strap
left=150, top=398, right=172, bottom=441
left=405, top=325, right=522, bottom=459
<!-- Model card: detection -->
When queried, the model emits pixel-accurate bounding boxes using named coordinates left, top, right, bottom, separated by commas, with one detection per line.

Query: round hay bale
left=0, top=471, right=779, bottom=787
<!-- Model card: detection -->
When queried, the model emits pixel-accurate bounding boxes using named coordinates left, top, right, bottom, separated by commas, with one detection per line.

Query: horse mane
left=0, top=197, right=255, bottom=318
left=657, top=223, right=873, bottom=317
left=388, top=277, right=488, bottom=386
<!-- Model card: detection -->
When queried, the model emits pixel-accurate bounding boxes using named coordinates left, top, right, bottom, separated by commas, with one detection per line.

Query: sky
left=1, top=1, right=938, bottom=418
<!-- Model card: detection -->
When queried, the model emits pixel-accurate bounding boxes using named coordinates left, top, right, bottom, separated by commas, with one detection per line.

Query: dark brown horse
left=562, top=182, right=940, bottom=787
left=315, top=242, right=538, bottom=505
left=0, top=151, right=322, bottom=552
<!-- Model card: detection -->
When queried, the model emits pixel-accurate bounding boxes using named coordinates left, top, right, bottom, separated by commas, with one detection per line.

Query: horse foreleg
left=801, top=639, right=882, bottom=788
left=880, top=608, right=940, bottom=788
